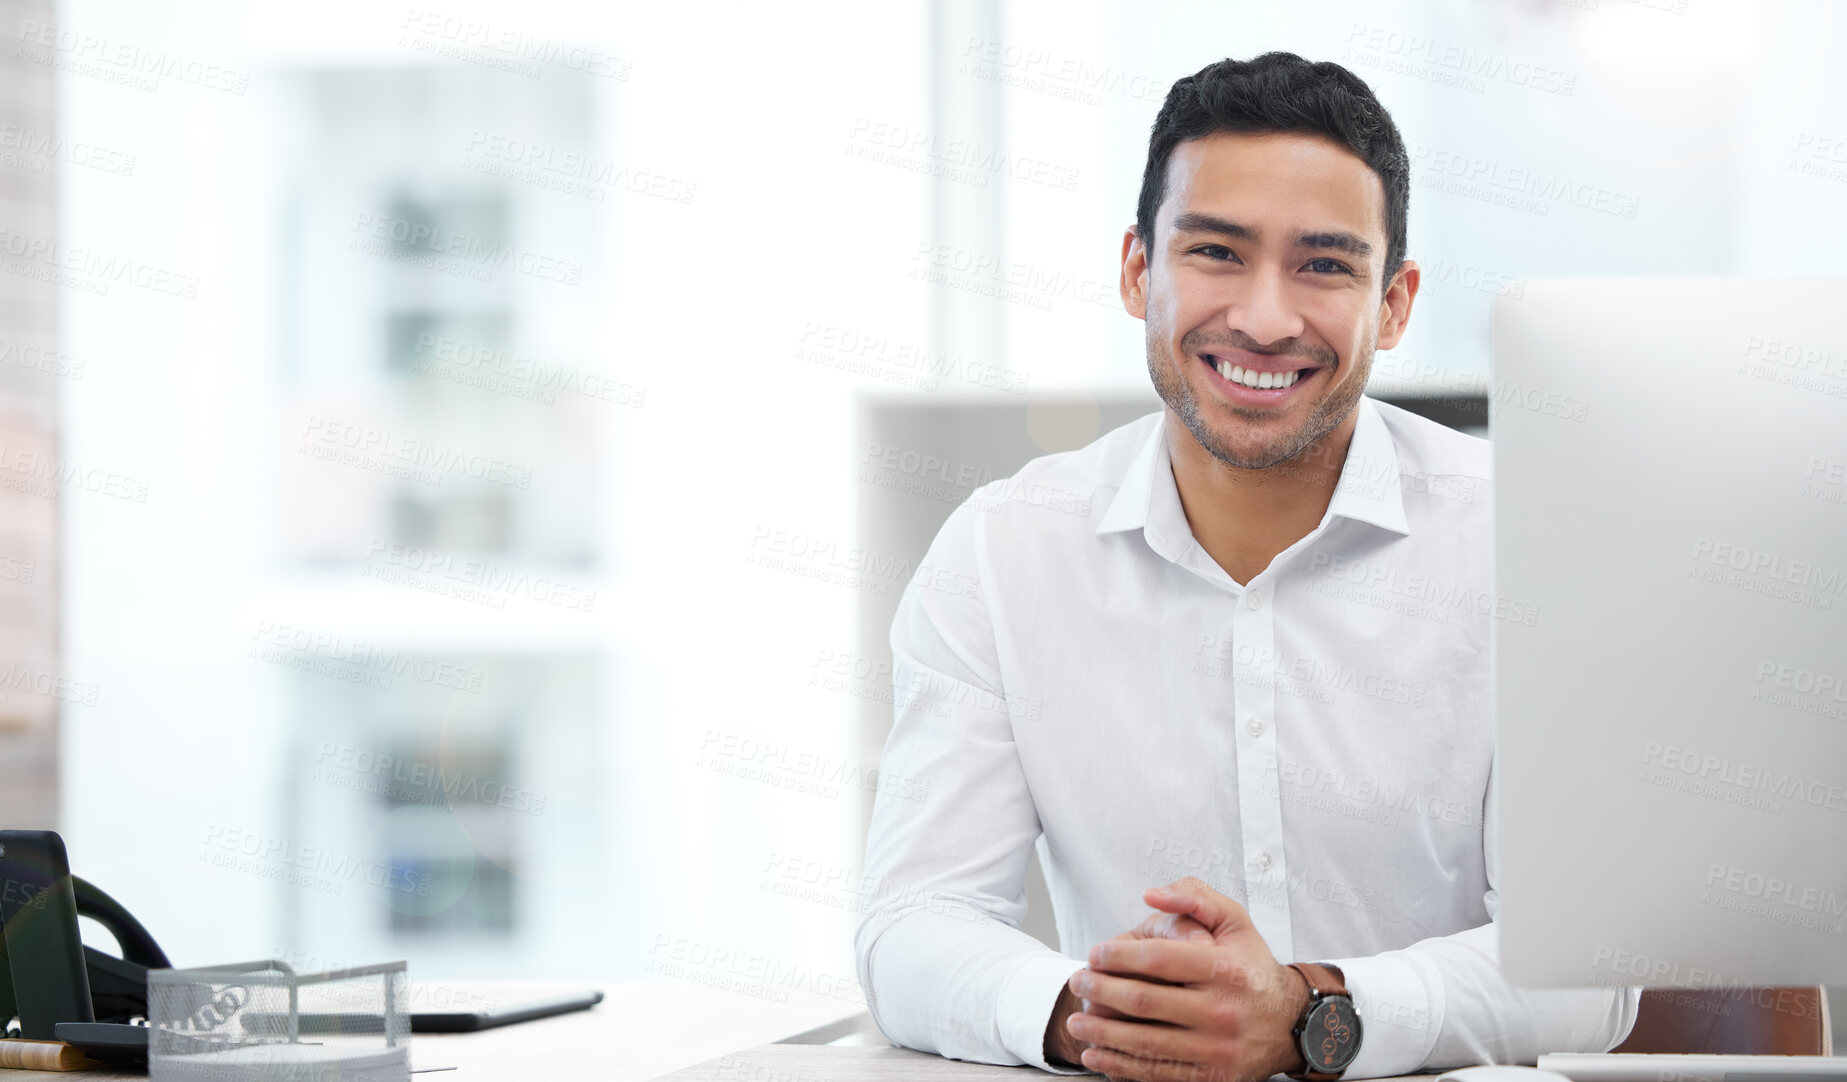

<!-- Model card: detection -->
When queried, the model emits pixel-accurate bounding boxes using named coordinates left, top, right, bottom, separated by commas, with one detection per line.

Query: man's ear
left=1375, top=259, right=1420, bottom=352
left=1119, top=226, right=1149, bottom=320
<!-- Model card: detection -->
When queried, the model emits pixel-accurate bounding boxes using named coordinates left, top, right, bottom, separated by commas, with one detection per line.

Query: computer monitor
left=1490, top=277, right=1847, bottom=997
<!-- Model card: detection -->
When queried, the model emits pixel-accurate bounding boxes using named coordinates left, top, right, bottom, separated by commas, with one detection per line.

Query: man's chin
left=1204, top=440, right=1305, bottom=472
left=1194, top=409, right=1309, bottom=462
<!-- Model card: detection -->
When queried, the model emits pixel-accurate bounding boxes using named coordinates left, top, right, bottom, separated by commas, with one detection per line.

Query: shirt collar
left=1325, top=395, right=1412, bottom=536
left=1095, top=395, right=1411, bottom=545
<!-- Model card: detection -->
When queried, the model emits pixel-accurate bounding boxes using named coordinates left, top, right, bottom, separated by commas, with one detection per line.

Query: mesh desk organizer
left=148, top=960, right=409, bottom=1082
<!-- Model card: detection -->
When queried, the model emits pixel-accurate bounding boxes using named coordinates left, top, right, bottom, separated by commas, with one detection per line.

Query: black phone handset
left=70, top=872, right=174, bottom=1024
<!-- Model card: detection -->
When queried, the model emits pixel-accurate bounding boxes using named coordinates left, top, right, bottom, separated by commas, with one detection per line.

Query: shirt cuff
left=998, top=952, right=1091, bottom=1075
left=1316, top=952, right=1441, bottom=1079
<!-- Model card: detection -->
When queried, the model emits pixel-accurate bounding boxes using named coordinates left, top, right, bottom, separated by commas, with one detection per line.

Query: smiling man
left=854, top=53, right=1639, bottom=1081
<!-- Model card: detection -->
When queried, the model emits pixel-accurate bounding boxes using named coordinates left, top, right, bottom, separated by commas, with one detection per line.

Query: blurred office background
left=0, top=0, right=1840, bottom=1027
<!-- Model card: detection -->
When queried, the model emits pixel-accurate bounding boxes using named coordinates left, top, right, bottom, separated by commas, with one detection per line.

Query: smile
left=1216, top=360, right=1299, bottom=390
left=1199, top=352, right=1323, bottom=402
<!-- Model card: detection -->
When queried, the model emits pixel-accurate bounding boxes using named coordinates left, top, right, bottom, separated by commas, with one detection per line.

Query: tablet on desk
left=244, top=990, right=608, bottom=1034
left=411, top=989, right=605, bottom=1033
left=56, top=991, right=606, bottom=1066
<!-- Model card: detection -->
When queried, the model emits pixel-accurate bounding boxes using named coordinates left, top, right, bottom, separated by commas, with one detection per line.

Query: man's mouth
left=1198, top=352, right=1323, bottom=396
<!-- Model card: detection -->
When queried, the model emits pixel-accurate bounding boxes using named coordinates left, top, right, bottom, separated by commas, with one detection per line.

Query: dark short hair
left=1136, top=52, right=1409, bottom=292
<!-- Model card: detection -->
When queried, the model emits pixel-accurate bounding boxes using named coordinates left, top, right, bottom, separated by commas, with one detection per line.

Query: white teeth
left=1211, top=357, right=1301, bottom=390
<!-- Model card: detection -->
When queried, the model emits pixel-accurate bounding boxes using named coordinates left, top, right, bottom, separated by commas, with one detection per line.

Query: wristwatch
left=1285, top=962, right=1362, bottom=1080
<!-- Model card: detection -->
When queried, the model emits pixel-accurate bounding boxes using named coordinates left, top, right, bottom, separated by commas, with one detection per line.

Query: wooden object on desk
left=1612, top=985, right=1831, bottom=1056
left=0, top=1040, right=107, bottom=1072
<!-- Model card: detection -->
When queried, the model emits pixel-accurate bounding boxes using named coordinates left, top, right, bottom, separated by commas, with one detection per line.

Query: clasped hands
left=1048, top=877, right=1311, bottom=1082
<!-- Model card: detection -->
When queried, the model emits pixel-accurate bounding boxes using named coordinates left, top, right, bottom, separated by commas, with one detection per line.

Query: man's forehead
left=1163, top=130, right=1384, bottom=240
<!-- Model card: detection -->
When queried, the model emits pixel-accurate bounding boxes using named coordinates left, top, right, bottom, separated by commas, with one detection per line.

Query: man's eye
left=1192, top=245, right=1238, bottom=261
left=1305, top=258, right=1354, bottom=276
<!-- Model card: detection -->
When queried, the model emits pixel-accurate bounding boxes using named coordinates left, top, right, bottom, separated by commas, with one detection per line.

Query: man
left=854, top=53, right=1639, bottom=1081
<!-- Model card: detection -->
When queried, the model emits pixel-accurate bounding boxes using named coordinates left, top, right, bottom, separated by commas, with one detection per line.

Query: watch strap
left=1291, top=961, right=1348, bottom=998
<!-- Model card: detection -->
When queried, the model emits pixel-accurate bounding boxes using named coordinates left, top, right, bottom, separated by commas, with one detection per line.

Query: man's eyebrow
left=1294, top=231, right=1374, bottom=258
left=1170, top=213, right=1374, bottom=259
left=1170, top=212, right=1255, bottom=240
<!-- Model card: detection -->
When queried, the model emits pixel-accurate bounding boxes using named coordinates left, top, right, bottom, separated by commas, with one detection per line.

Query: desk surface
left=657, top=1043, right=1445, bottom=1080
left=0, top=980, right=864, bottom=1082
left=0, top=982, right=1448, bottom=1081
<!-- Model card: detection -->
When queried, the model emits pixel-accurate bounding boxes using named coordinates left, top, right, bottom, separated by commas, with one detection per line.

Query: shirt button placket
left=1230, top=581, right=1292, bottom=955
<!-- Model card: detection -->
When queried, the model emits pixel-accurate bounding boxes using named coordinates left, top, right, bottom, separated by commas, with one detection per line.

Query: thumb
left=1132, top=909, right=1215, bottom=944
left=1144, top=877, right=1253, bottom=939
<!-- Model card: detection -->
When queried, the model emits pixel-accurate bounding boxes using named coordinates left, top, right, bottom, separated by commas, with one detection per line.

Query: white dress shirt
left=854, top=395, right=1641, bottom=1077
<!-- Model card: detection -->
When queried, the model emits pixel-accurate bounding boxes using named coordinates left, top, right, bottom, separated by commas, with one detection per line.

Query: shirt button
left=1246, top=718, right=1265, bottom=736
left=1255, top=852, right=1273, bottom=870
left=1245, top=589, right=1264, bottom=611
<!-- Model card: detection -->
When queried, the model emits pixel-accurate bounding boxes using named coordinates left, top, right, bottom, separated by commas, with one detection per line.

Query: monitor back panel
left=1492, top=277, right=1847, bottom=989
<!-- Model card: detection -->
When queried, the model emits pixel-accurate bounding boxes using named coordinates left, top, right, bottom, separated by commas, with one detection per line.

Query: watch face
left=1299, top=995, right=1362, bottom=1074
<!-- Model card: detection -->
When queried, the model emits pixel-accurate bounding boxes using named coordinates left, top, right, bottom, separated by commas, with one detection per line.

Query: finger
left=1082, top=988, right=1158, bottom=1021
left=1079, top=970, right=1225, bottom=1031
left=1074, top=967, right=1178, bottom=1022
left=1111, top=928, right=1183, bottom=952
left=1134, top=910, right=1214, bottom=944
left=1080, top=1043, right=1220, bottom=1082
left=1088, top=938, right=1221, bottom=984
left=1068, top=1013, right=1218, bottom=1076
left=1145, top=877, right=1253, bottom=938
left=1086, top=999, right=1189, bottom=1024
left=1144, top=878, right=1251, bottom=939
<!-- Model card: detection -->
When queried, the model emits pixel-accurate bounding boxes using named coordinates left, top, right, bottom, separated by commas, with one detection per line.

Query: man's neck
left=1165, top=408, right=1359, bottom=587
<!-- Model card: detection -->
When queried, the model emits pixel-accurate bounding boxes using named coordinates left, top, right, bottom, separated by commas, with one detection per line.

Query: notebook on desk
left=1538, top=1052, right=1847, bottom=1080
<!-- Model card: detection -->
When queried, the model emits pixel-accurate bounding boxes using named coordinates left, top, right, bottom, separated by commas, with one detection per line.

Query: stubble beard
left=1147, top=328, right=1373, bottom=472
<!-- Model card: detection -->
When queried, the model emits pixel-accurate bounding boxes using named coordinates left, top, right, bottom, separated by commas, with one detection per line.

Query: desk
left=0, top=985, right=1447, bottom=1080
left=659, top=1041, right=1444, bottom=1080
left=657, top=1013, right=1441, bottom=1080
left=0, top=980, right=863, bottom=1082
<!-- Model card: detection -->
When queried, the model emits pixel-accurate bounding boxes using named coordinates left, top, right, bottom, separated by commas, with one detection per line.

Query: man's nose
left=1223, top=265, right=1305, bottom=348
